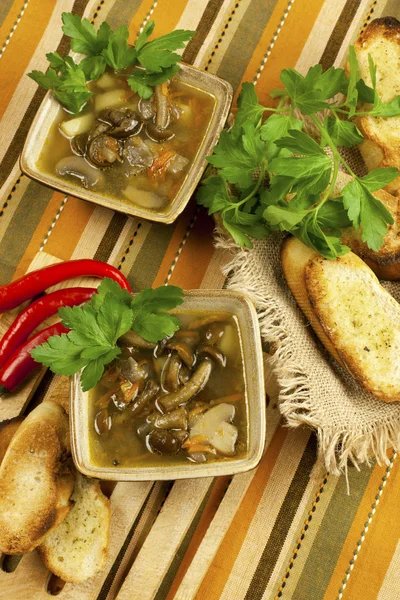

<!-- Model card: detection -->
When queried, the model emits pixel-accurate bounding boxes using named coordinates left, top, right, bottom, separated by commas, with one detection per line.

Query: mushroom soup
left=88, top=311, right=248, bottom=467
left=36, top=70, right=215, bottom=213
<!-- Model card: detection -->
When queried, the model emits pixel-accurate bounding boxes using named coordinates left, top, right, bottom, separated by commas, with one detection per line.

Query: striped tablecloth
left=1, top=1, right=400, bottom=599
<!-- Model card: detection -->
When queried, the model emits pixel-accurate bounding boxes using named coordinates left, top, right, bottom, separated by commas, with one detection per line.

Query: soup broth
left=88, top=311, right=248, bottom=468
left=37, top=69, right=215, bottom=214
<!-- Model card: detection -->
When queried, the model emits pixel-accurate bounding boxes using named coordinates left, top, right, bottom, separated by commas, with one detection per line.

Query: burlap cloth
left=215, top=146, right=400, bottom=476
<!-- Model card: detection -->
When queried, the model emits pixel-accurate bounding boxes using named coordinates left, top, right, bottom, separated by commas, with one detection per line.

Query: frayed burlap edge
left=214, top=227, right=400, bottom=477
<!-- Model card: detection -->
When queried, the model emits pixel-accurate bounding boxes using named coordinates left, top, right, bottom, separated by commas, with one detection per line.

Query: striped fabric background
left=1, top=0, right=400, bottom=599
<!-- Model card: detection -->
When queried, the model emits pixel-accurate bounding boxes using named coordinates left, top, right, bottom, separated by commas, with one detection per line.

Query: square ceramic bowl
left=20, top=64, right=232, bottom=224
left=70, top=289, right=266, bottom=481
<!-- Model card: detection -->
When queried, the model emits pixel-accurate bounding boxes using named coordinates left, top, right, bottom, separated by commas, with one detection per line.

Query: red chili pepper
left=0, top=259, right=131, bottom=311
left=0, top=322, right=69, bottom=394
left=0, top=287, right=96, bottom=370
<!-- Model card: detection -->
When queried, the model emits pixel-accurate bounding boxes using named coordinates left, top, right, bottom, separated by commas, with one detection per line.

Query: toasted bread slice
left=281, top=236, right=400, bottom=401
left=354, top=17, right=400, bottom=196
left=0, top=417, right=23, bottom=464
left=333, top=171, right=400, bottom=280
left=0, top=401, right=75, bottom=554
left=38, top=473, right=110, bottom=583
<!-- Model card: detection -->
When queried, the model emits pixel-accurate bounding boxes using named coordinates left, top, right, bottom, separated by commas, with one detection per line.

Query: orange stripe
left=44, top=196, right=94, bottom=259
left=166, top=209, right=216, bottom=289
left=0, top=0, right=56, bottom=118
left=10, top=192, right=91, bottom=281
left=234, top=0, right=325, bottom=107
left=128, top=0, right=189, bottom=43
left=151, top=200, right=197, bottom=287
left=323, top=456, right=400, bottom=600
left=194, top=426, right=288, bottom=600
left=166, top=476, right=231, bottom=600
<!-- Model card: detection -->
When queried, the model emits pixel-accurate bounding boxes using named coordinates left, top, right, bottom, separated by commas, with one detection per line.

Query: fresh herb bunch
left=198, top=49, right=400, bottom=259
left=28, top=13, right=195, bottom=114
left=31, top=279, right=184, bottom=391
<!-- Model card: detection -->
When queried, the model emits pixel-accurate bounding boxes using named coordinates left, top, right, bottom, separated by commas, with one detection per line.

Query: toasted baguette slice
left=0, top=401, right=75, bottom=554
left=0, top=417, right=23, bottom=464
left=281, top=236, right=400, bottom=401
left=354, top=17, right=400, bottom=196
left=38, top=473, right=110, bottom=583
left=334, top=171, right=400, bottom=280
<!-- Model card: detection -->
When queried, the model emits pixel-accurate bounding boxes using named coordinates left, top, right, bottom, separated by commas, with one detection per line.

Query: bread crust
left=281, top=236, right=400, bottom=402
left=333, top=171, right=400, bottom=280
left=0, top=401, right=75, bottom=554
left=38, top=473, right=110, bottom=583
left=0, top=417, right=23, bottom=464
left=354, top=17, right=400, bottom=196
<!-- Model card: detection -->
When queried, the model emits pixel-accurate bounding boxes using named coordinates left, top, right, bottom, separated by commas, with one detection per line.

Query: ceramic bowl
left=70, top=289, right=266, bottom=481
left=20, top=64, right=232, bottom=224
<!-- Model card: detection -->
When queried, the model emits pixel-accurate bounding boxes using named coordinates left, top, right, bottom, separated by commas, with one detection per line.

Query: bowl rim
left=70, top=289, right=266, bottom=481
left=20, top=63, right=233, bottom=224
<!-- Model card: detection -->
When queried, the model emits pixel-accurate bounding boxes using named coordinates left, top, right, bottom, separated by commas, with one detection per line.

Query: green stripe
left=0, top=180, right=54, bottom=285
left=104, top=0, right=143, bottom=31
left=244, top=434, right=316, bottom=600
left=0, top=0, right=17, bottom=29
left=127, top=221, right=177, bottom=290
left=216, top=0, right=278, bottom=92
left=319, top=0, right=363, bottom=70
left=382, top=0, right=400, bottom=17
left=292, top=464, right=374, bottom=600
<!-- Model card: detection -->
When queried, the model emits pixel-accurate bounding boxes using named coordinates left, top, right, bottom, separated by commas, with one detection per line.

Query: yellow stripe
left=0, top=0, right=56, bottom=118
left=236, top=0, right=325, bottom=106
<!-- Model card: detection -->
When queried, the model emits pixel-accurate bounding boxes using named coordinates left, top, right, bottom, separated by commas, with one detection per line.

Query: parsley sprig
left=198, top=54, right=400, bottom=259
left=28, top=13, right=194, bottom=113
left=31, top=279, right=184, bottom=391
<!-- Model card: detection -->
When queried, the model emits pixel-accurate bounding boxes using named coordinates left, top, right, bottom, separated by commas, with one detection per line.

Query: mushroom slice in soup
left=137, top=98, right=156, bottom=121
left=189, top=403, right=238, bottom=456
left=123, top=137, right=154, bottom=175
left=98, top=108, right=143, bottom=139
left=55, top=156, right=101, bottom=188
left=87, top=134, right=121, bottom=168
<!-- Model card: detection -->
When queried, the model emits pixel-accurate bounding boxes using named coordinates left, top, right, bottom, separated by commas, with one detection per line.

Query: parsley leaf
left=260, top=113, right=303, bottom=142
left=79, top=55, right=107, bottom=80
left=61, top=12, right=111, bottom=56
left=342, top=177, right=394, bottom=250
left=207, top=124, right=267, bottom=189
left=324, top=116, right=364, bottom=147
left=31, top=279, right=185, bottom=391
left=131, top=286, right=184, bottom=342
left=235, top=82, right=266, bottom=128
left=136, top=27, right=195, bottom=73
left=28, top=57, right=92, bottom=114
left=127, top=65, right=180, bottom=99
left=102, top=24, right=137, bottom=70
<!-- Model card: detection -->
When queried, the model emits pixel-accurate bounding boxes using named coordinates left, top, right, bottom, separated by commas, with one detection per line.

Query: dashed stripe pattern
left=138, top=0, right=159, bottom=35
left=253, top=0, right=295, bottom=85
left=274, top=473, right=330, bottom=599
left=204, top=0, right=242, bottom=71
left=359, top=0, right=378, bottom=35
left=0, top=0, right=29, bottom=59
left=336, top=453, right=398, bottom=600
left=90, top=0, right=105, bottom=24
left=117, top=222, right=142, bottom=271
left=39, top=195, right=68, bottom=252
left=0, top=173, right=23, bottom=219
left=163, top=206, right=200, bottom=285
